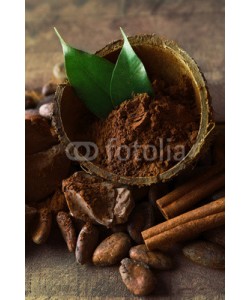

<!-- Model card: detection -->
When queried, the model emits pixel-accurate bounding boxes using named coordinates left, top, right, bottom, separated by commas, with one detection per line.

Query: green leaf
left=54, top=28, right=115, bottom=119
left=110, top=28, right=154, bottom=107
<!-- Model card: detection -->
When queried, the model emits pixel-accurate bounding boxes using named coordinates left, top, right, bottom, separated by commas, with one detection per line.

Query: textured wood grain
left=25, top=0, right=225, bottom=298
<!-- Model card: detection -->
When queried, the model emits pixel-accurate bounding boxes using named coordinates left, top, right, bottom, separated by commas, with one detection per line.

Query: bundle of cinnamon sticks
left=142, top=164, right=225, bottom=252
left=157, top=164, right=224, bottom=219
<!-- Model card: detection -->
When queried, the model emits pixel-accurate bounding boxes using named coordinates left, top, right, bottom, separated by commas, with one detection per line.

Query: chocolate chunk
left=62, top=172, right=134, bottom=227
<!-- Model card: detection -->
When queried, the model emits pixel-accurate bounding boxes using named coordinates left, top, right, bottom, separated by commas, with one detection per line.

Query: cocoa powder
left=86, top=80, right=199, bottom=177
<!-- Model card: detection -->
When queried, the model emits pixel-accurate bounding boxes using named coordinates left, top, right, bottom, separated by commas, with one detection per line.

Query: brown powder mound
left=89, top=80, right=200, bottom=177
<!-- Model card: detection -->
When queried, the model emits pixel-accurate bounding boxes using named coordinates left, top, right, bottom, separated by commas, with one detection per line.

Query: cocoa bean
left=129, top=244, right=173, bottom=270
left=182, top=240, right=225, bottom=269
left=130, top=186, right=149, bottom=201
left=203, top=226, right=225, bottom=247
left=148, top=183, right=170, bottom=208
left=98, top=226, right=112, bottom=241
left=25, top=94, right=36, bottom=109
left=53, top=62, right=66, bottom=81
left=25, top=205, right=37, bottom=232
left=37, top=94, right=54, bottom=108
left=127, top=202, right=155, bottom=244
left=92, top=232, right=131, bottom=266
left=111, top=223, right=127, bottom=233
left=49, top=189, right=67, bottom=214
left=72, top=217, right=86, bottom=234
left=56, top=211, right=76, bottom=252
left=75, top=223, right=99, bottom=264
left=210, top=190, right=225, bottom=202
left=39, top=103, right=54, bottom=120
left=119, top=258, right=156, bottom=296
left=32, top=208, right=52, bottom=244
left=148, top=183, right=169, bottom=221
left=42, top=82, right=57, bottom=96
left=25, top=90, right=41, bottom=109
left=25, top=108, right=39, bottom=117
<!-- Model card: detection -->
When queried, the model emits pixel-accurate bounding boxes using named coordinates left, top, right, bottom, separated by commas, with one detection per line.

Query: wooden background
left=25, top=0, right=225, bottom=298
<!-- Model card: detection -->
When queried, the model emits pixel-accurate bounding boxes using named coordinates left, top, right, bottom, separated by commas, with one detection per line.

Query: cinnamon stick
left=157, top=164, right=224, bottom=207
left=142, top=198, right=225, bottom=252
left=157, top=166, right=225, bottom=219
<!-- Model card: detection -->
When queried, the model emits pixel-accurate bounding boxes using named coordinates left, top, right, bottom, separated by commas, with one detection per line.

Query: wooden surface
left=25, top=0, right=225, bottom=298
left=26, top=227, right=224, bottom=299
